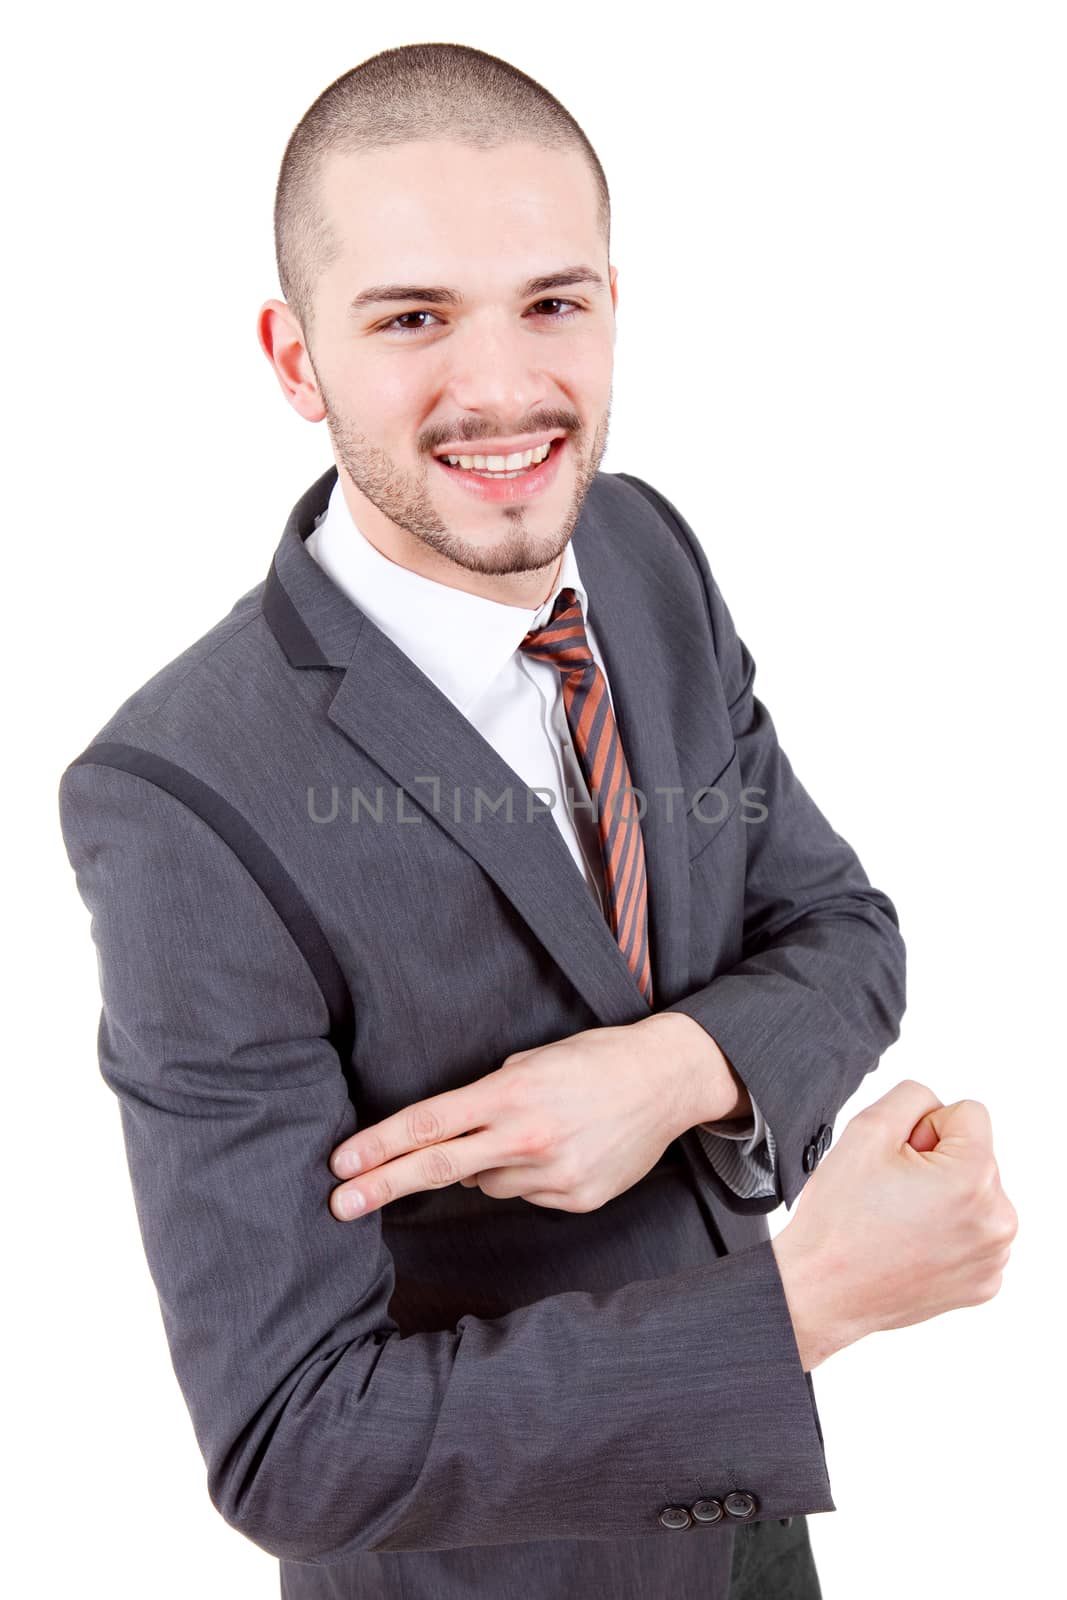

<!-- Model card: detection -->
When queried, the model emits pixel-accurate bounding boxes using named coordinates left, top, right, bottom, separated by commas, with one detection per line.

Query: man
left=57, top=42, right=915, bottom=1599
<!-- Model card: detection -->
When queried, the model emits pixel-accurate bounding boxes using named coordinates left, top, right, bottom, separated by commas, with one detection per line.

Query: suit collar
left=262, top=463, right=692, bottom=1027
left=262, top=466, right=366, bottom=668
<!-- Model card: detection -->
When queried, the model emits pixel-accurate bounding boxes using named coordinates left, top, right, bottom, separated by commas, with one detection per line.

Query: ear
left=256, top=298, right=326, bottom=424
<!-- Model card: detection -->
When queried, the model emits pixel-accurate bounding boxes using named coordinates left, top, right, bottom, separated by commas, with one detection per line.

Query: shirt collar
left=306, top=473, right=590, bottom=716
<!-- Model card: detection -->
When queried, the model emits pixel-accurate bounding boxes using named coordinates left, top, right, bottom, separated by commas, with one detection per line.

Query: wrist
left=641, top=1009, right=751, bottom=1127
left=770, top=1228, right=861, bottom=1373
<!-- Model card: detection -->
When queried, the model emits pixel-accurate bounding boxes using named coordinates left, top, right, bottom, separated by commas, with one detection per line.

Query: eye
left=529, top=298, right=584, bottom=322
left=379, top=299, right=585, bottom=336
left=384, top=311, right=439, bottom=336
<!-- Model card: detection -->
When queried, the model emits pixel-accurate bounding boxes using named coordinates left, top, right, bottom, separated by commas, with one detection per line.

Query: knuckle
left=361, top=1130, right=387, bottom=1171
left=560, top=1185, right=593, bottom=1213
left=972, top=1164, right=1000, bottom=1206
left=407, top=1105, right=444, bottom=1148
left=973, top=1172, right=1009, bottom=1224
left=515, top=1124, right=552, bottom=1158
left=975, top=1266, right=1005, bottom=1303
left=991, top=1216, right=1017, bottom=1254
left=980, top=1215, right=1005, bottom=1249
left=501, top=1076, right=532, bottom=1114
left=423, top=1146, right=457, bottom=1187
left=553, top=1159, right=581, bottom=1192
left=894, top=1078, right=935, bottom=1103
left=1003, top=1192, right=1020, bottom=1229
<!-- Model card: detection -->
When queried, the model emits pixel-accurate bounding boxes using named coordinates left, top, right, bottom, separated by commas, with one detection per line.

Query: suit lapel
left=263, top=465, right=693, bottom=1027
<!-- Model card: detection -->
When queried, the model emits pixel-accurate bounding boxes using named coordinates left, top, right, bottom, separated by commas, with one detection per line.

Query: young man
left=59, top=42, right=931, bottom=1600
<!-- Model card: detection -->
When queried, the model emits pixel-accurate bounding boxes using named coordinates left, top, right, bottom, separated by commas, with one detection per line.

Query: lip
left=433, top=436, right=568, bottom=504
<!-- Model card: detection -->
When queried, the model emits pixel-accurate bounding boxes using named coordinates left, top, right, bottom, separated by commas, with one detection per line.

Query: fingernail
left=340, top=1189, right=366, bottom=1218
left=335, top=1151, right=361, bottom=1177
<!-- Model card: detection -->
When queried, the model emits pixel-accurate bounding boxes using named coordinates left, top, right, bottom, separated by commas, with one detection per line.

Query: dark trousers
left=728, top=1514, right=823, bottom=1598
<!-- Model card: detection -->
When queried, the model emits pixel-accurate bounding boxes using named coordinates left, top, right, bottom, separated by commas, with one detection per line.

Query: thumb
left=862, top=1078, right=945, bottom=1145
left=908, top=1113, right=941, bottom=1153
left=908, top=1098, right=993, bottom=1156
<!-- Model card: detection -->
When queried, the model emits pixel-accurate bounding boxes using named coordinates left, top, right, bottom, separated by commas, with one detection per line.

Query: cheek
left=561, top=332, right=610, bottom=380
left=335, top=339, right=425, bottom=417
left=368, top=369, right=427, bottom=424
left=339, top=374, right=430, bottom=469
left=562, top=349, right=613, bottom=423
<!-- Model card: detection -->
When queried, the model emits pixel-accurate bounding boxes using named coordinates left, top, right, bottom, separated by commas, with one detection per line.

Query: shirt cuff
left=696, top=1094, right=778, bottom=1200
left=700, top=1090, right=768, bottom=1150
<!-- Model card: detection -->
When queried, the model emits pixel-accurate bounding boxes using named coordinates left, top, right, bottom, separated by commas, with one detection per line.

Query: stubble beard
left=317, top=379, right=612, bottom=580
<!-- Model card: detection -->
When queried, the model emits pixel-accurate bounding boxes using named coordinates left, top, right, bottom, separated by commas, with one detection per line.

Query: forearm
left=355, top=1242, right=835, bottom=1555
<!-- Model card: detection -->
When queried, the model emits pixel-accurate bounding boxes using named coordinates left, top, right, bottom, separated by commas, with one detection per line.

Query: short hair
left=273, top=42, right=611, bottom=343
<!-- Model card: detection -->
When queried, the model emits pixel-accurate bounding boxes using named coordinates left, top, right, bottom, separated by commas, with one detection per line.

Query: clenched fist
left=771, top=1079, right=1019, bottom=1372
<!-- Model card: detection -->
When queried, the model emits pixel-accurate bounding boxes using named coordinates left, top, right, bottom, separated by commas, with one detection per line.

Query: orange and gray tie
left=519, top=587, right=653, bottom=1004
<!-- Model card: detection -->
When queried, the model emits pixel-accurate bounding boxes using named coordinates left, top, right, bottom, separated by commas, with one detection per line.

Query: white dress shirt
left=305, top=476, right=777, bottom=1199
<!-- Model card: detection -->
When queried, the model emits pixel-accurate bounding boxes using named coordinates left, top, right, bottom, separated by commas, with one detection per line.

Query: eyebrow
left=349, top=265, right=607, bottom=315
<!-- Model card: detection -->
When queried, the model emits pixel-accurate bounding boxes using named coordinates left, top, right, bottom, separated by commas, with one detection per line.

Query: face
left=259, top=138, right=618, bottom=606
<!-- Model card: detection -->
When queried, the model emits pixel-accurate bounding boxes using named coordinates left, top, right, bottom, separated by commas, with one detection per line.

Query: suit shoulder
left=591, top=469, right=719, bottom=610
left=60, top=576, right=281, bottom=774
left=602, top=470, right=707, bottom=564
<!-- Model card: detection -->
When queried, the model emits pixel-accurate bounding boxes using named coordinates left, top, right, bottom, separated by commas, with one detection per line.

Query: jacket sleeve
left=58, top=756, right=836, bottom=1565
left=653, top=485, right=908, bottom=1214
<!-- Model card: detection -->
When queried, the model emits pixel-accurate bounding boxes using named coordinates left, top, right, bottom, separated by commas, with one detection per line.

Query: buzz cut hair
left=273, top=42, right=612, bottom=343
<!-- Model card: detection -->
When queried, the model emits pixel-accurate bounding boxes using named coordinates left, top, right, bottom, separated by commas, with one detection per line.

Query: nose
left=444, top=312, right=552, bottom=429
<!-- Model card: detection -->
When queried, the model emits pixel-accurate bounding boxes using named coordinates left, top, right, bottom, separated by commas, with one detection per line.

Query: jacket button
left=691, top=1498, right=724, bottom=1523
left=659, top=1505, right=692, bottom=1530
left=724, top=1491, right=759, bottom=1520
left=803, top=1141, right=818, bottom=1172
left=818, top=1123, right=832, bottom=1156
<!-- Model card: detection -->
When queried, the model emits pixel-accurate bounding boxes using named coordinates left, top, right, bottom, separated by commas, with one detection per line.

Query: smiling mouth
left=435, top=437, right=564, bottom=478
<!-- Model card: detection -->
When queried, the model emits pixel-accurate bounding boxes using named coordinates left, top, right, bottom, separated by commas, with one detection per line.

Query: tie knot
left=519, top=586, right=595, bottom=674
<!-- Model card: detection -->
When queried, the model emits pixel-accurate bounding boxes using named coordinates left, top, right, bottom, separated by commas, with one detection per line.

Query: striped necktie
left=519, top=586, right=653, bottom=1004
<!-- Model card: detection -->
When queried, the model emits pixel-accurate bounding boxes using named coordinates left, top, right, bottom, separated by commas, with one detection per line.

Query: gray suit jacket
left=57, top=464, right=906, bottom=1599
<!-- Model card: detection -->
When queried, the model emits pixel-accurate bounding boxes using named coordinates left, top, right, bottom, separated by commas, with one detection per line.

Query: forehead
left=317, top=139, right=601, bottom=274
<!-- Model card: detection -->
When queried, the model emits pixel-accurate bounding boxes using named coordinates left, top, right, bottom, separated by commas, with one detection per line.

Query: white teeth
left=440, top=440, right=554, bottom=472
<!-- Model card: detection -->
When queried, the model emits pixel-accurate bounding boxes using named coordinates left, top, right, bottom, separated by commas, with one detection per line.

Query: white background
left=10, top=3, right=1064, bottom=1595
